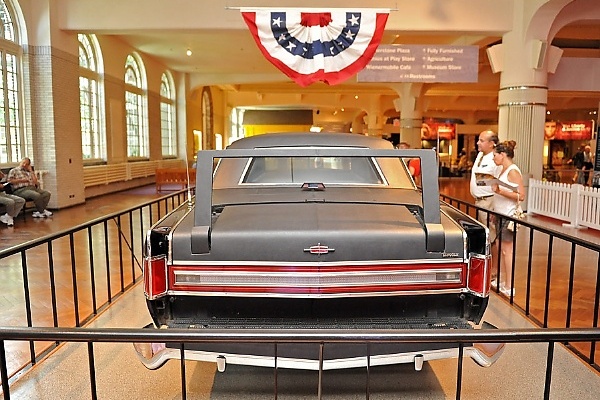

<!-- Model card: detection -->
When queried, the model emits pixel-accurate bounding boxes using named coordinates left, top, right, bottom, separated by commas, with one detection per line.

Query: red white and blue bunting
left=241, top=8, right=389, bottom=87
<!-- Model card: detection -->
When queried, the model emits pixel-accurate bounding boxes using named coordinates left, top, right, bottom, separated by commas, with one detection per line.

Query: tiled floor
left=7, top=279, right=600, bottom=399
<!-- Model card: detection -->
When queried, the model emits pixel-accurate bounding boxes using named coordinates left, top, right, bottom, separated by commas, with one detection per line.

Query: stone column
left=497, top=86, right=548, bottom=182
left=485, top=1, right=572, bottom=185
left=365, top=95, right=384, bottom=137
left=391, top=83, right=424, bottom=149
left=23, top=0, right=85, bottom=209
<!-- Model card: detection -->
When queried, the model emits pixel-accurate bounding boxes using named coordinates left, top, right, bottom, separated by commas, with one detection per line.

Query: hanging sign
left=357, top=44, right=479, bottom=83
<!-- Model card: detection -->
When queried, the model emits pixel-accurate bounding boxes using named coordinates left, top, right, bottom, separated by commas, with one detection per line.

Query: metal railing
left=440, top=193, right=600, bottom=370
left=0, top=189, right=191, bottom=380
left=0, top=326, right=599, bottom=400
left=0, top=189, right=599, bottom=399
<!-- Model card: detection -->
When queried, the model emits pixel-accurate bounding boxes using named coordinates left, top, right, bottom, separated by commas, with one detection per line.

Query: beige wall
left=13, top=0, right=190, bottom=207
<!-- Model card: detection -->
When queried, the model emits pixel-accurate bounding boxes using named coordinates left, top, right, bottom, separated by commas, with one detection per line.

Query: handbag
left=507, top=201, right=524, bottom=232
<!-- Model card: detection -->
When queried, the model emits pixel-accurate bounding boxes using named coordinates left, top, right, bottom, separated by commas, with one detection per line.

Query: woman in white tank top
left=491, top=141, right=525, bottom=297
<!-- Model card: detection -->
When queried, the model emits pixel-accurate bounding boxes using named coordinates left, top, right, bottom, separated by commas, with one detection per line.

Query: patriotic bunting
left=241, top=8, right=389, bottom=86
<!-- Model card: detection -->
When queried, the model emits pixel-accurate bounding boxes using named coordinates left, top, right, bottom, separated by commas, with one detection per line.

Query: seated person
left=8, top=157, right=53, bottom=218
left=0, top=170, right=25, bottom=226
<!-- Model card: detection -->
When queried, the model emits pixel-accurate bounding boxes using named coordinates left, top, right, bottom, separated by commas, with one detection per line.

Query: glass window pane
left=0, top=1, right=15, bottom=42
left=0, top=48, right=22, bottom=162
left=124, top=53, right=147, bottom=158
left=78, top=34, right=104, bottom=161
left=160, top=72, right=176, bottom=157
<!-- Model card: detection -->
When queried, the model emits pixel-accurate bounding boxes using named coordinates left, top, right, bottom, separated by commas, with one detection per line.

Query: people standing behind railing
left=567, top=145, right=585, bottom=184
left=470, top=129, right=501, bottom=242
left=0, top=170, right=25, bottom=226
left=397, top=142, right=421, bottom=186
left=457, top=148, right=470, bottom=176
left=582, top=145, right=594, bottom=186
left=491, top=141, right=525, bottom=297
left=8, top=157, right=53, bottom=218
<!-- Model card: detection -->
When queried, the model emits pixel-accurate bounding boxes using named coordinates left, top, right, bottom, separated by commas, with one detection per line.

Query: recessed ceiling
left=83, top=5, right=600, bottom=123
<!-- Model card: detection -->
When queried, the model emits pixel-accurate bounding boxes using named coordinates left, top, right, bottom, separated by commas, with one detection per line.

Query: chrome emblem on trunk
left=304, top=244, right=335, bottom=255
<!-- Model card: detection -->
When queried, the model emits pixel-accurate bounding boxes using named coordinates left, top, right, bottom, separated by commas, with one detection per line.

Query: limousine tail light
left=144, top=255, right=168, bottom=299
left=467, top=253, right=490, bottom=297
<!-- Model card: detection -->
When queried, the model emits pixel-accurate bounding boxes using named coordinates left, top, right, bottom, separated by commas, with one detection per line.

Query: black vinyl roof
left=227, top=132, right=394, bottom=150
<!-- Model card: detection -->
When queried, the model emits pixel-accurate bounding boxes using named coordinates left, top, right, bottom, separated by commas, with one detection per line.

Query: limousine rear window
left=242, top=156, right=384, bottom=185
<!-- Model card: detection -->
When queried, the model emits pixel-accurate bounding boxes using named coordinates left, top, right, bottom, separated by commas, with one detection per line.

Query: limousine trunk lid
left=170, top=200, right=465, bottom=263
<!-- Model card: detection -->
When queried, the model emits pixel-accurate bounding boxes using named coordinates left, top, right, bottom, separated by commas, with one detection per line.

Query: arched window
left=201, top=87, right=213, bottom=150
left=124, top=53, right=147, bottom=159
left=160, top=71, right=176, bottom=157
left=79, top=33, right=105, bottom=162
left=0, top=0, right=24, bottom=164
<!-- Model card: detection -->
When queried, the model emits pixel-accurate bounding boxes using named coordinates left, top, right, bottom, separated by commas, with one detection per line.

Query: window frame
left=160, top=71, right=176, bottom=158
left=0, top=0, right=25, bottom=165
left=78, top=33, right=106, bottom=164
left=240, top=155, right=386, bottom=186
left=124, top=53, right=148, bottom=160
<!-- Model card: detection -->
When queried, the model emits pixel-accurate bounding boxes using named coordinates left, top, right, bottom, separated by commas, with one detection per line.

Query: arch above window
left=0, top=0, right=16, bottom=42
left=125, top=53, right=146, bottom=90
left=160, top=71, right=174, bottom=100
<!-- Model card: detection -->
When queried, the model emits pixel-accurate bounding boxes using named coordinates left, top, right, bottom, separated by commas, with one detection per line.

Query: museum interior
left=0, top=0, right=599, bottom=399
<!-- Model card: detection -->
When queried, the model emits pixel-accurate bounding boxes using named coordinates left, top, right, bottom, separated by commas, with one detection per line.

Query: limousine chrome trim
left=134, top=343, right=505, bottom=371
left=170, top=258, right=466, bottom=267
left=171, top=267, right=463, bottom=288
left=160, top=288, right=467, bottom=298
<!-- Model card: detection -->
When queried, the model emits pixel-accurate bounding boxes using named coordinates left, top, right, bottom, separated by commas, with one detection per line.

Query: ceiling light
left=186, top=49, right=192, bottom=56
left=341, top=108, right=345, bottom=112
left=354, top=95, right=359, bottom=100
